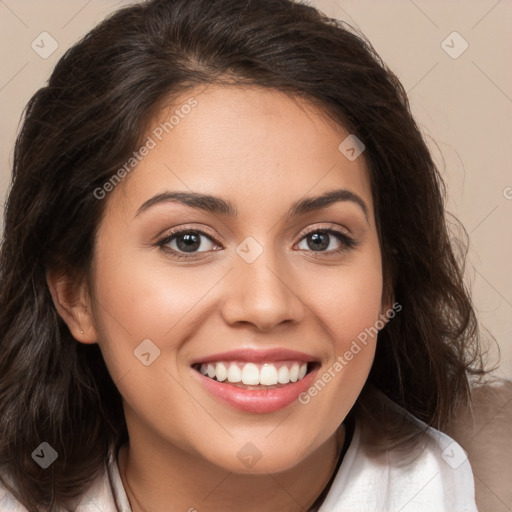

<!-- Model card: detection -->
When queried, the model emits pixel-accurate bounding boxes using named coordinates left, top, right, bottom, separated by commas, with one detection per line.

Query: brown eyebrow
left=286, top=189, right=368, bottom=222
left=135, top=188, right=369, bottom=222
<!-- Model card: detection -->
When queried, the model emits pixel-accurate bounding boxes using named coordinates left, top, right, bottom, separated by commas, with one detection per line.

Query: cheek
left=88, top=239, right=231, bottom=384
left=312, top=246, right=384, bottom=352
left=299, top=242, right=383, bottom=406
left=91, top=243, right=211, bottom=338
left=296, top=273, right=382, bottom=436
left=88, top=243, right=213, bottom=441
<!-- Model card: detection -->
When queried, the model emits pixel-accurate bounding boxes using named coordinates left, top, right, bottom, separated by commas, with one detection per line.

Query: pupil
left=177, top=233, right=200, bottom=252
left=309, top=232, right=328, bottom=251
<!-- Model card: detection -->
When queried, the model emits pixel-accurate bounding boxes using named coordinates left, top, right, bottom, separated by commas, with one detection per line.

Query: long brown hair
left=0, top=0, right=486, bottom=509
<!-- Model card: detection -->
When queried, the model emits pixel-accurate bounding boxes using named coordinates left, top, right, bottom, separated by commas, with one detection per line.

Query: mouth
left=191, top=360, right=319, bottom=390
left=190, top=349, right=321, bottom=413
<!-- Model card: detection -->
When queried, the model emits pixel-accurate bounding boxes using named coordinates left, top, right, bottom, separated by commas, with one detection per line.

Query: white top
left=0, top=415, right=478, bottom=511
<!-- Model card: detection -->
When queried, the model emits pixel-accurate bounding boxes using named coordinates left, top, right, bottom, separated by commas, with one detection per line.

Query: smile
left=194, top=361, right=308, bottom=387
left=190, top=349, right=320, bottom=413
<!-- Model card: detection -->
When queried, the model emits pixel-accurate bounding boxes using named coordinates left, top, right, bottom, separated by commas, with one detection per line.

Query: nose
left=220, top=245, right=305, bottom=331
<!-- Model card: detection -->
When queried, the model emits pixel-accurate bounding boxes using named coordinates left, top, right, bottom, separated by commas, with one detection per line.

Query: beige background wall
left=1, top=0, right=511, bottom=379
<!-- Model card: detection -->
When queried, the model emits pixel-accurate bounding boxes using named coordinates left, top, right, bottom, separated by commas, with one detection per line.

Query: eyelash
left=155, top=225, right=359, bottom=261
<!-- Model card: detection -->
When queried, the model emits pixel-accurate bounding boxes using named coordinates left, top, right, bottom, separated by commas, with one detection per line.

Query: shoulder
left=320, top=407, right=478, bottom=511
left=0, top=470, right=29, bottom=511
left=0, top=445, right=130, bottom=511
left=73, top=444, right=132, bottom=511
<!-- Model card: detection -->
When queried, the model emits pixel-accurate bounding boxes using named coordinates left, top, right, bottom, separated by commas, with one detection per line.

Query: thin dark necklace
left=307, top=423, right=348, bottom=512
left=122, top=425, right=346, bottom=512
left=123, top=461, right=151, bottom=512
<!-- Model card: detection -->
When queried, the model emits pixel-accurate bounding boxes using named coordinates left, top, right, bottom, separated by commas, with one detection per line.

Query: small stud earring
left=80, top=329, right=84, bottom=334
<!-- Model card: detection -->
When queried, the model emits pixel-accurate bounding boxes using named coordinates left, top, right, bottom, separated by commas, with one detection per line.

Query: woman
left=0, top=0, right=485, bottom=510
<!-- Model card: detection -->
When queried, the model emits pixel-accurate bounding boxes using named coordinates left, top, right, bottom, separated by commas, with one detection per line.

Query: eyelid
left=295, top=222, right=353, bottom=240
left=293, top=224, right=359, bottom=254
left=156, top=225, right=220, bottom=249
left=155, top=222, right=359, bottom=259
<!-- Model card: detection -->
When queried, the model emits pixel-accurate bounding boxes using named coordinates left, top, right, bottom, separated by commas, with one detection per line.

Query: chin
left=202, top=441, right=312, bottom=476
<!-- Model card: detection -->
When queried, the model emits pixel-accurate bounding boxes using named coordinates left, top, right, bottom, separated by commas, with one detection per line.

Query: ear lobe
left=46, top=270, right=98, bottom=344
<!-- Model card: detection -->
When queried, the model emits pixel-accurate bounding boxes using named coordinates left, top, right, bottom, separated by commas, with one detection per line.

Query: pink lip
left=190, top=348, right=317, bottom=365
left=192, top=365, right=319, bottom=414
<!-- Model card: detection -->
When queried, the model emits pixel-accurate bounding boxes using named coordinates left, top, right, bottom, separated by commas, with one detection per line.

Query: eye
left=296, top=227, right=357, bottom=255
left=156, top=228, right=220, bottom=259
left=155, top=225, right=358, bottom=261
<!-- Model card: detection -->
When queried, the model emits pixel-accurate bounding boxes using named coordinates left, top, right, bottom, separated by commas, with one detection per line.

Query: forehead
left=106, top=84, right=374, bottom=223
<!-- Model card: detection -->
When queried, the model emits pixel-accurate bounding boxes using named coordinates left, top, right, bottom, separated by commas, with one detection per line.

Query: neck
left=119, top=426, right=345, bottom=512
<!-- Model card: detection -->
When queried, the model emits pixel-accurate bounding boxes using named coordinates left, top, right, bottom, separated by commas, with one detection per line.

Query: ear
left=46, top=270, right=98, bottom=344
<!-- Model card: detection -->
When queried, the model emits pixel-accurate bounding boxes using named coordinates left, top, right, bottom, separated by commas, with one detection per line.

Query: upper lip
left=190, top=348, right=319, bottom=366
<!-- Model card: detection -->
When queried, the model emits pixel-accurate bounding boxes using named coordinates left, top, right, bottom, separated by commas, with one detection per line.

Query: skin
left=49, top=84, right=389, bottom=512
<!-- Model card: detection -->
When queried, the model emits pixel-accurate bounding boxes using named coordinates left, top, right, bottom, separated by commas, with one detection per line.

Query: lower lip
left=192, top=366, right=319, bottom=413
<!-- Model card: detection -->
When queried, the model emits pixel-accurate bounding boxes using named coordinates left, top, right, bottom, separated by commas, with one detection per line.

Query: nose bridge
left=220, top=235, right=304, bottom=330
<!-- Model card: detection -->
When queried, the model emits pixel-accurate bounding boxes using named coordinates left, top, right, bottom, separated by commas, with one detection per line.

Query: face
left=80, top=85, right=386, bottom=473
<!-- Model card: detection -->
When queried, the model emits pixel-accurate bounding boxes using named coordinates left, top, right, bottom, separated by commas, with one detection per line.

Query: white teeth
left=260, top=364, right=278, bottom=385
left=215, top=362, right=228, bottom=382
left=198, top=361, right=309, bottom=386
left=277, top=365, right=290, bottom=384
left=227, top=363, right=242, bottom=383
left=289, top=363, right=299, bottom=382
left=241, top=363, right=260, bottom=385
